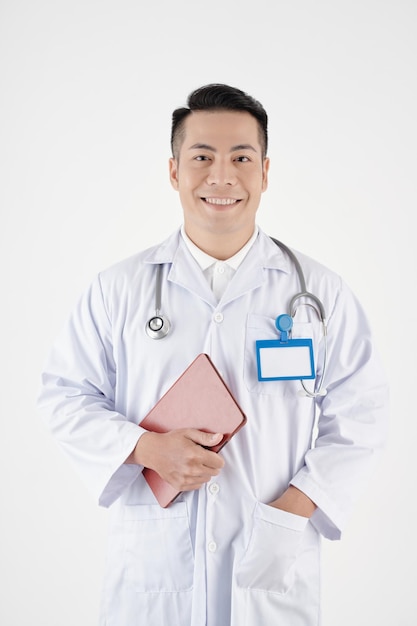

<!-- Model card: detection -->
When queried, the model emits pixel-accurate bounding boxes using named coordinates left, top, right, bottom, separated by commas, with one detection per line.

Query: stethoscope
left=145, top=237, right=328, bottom=398
left=269, top=238, right=328, bottom=398
left=145, top=263, right=171, bottom=339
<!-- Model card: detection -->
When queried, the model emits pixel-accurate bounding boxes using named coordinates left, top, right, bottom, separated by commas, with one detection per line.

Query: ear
left=169, top=157, right=179, bottom=190
left=262, top=157, right=270, bottom=192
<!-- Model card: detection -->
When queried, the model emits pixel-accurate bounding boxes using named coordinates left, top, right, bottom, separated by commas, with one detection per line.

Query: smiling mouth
left=202, top=197, right=241, bottom=206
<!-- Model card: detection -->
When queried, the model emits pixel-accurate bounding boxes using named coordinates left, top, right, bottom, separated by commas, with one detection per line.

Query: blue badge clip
left=275, top=314, right=293, bottom=342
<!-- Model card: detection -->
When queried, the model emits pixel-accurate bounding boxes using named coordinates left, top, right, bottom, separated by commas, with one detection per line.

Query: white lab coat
left=38, top=228, right=388, bottom=626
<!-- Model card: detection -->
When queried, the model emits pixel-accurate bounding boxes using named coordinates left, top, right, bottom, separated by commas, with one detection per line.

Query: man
left=38, top=84, right=388, bottom=625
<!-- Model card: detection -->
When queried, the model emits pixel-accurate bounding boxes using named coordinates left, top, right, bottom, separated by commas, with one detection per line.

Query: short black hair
left=171, top=83, right=268, bottom=158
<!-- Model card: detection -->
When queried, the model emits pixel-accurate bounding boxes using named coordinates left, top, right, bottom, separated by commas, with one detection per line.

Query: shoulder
left=258, top=230, right=363, bottom=320
left=97, top=229, right=182, bottom=286
left=258, top=229, right=343, bottom=286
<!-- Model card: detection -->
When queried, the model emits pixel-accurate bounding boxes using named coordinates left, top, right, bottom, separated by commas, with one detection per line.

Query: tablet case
left=140, top=353, right=247, bottom=507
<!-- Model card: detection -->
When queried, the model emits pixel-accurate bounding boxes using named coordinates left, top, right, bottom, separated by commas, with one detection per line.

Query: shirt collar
left=180, top=225, right=259, bottom=271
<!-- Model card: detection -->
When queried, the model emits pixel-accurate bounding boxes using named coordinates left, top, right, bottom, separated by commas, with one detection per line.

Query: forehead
left=181, top=110, right=262, bottom=150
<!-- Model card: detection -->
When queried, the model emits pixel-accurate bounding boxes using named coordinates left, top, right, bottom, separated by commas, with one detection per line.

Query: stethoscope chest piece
left=146, top=314, right=171, bottom=340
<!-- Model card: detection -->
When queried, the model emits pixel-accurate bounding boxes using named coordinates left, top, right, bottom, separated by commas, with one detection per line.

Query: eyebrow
left=188, top=143, right=258, bottom=153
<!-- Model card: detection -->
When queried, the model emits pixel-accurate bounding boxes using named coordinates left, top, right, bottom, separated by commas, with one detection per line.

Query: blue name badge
left=256, top=338, right=315, bottom=382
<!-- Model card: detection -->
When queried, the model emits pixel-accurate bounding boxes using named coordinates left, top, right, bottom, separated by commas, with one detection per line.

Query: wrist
left=269, top=485, right=317, bottom=518
left=125, top=430, right=154, bottom=466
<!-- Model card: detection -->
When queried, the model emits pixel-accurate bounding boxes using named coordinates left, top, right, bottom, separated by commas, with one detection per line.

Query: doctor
left=38, top=84, right=389, bottom=626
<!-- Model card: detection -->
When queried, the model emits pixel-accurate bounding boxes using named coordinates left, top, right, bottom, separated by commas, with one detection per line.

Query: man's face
left=169, top=110, right=269, bottom=247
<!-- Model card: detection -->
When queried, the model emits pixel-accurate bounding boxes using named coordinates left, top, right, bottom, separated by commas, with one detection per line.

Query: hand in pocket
left=236, top=502, right=309, bottom=594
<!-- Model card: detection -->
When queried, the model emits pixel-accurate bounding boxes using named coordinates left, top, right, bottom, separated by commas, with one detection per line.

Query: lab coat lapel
left=144, top=228, right=292, bottom=307
left=168, top=243, right=218, bottom=307
left=144, top=229, right=216, bottom=306
left=221, top=255, right=265, bottom=305
left=220, top=232, right=292, bottom=306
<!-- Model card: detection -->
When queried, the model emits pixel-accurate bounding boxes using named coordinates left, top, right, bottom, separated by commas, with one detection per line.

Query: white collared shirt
left=180, top=225, right=259, bottom=300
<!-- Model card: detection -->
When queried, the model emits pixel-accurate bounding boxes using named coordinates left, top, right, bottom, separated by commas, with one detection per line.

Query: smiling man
left=169, top=107, right=269, bottom=259
left=38, top=84, right=388, bottom=626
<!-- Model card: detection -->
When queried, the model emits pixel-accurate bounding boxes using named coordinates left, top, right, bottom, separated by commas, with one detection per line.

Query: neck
left=183, top=225, right=256, bottom=261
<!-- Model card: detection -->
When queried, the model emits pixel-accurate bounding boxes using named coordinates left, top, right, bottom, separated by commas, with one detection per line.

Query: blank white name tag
left=256, top=339, right=315, bottom=381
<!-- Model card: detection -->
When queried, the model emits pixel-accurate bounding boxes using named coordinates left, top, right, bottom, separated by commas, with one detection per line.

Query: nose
left=206, top=159, right=236, bottom=186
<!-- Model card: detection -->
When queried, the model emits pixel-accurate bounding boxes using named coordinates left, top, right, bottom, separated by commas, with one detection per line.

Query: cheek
left=248, top=177, right=266, bottom=197
left=179, top=170, right=203, bottom=192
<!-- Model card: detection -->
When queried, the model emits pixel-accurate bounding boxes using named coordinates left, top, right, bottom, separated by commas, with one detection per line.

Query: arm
left=288, top=279, right=389, bottom=538
left=38, top=276, right=144, bottom=507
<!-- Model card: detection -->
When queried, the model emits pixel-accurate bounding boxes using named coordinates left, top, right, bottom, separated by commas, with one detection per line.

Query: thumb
left=189, top=430, right=223, bottom=447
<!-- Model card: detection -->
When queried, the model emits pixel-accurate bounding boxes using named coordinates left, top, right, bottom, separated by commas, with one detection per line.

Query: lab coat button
left=213, top=312, right=224, bottom=323
left=209, top=482, right=220, bottom=495
left=217, top=264, right=225, bottom=274
left=208, top=541, right=217, bottom=553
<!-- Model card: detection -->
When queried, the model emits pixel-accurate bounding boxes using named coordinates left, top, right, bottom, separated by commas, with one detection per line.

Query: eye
left=195, top=155, right=210, bottom=161
left=235, top=155, right=250, bottom=162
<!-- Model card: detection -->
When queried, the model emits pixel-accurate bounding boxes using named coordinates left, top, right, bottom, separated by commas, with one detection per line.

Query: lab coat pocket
left=235, top=502, right=309, bottom=595
left=124, top=501, right=194, bottom=593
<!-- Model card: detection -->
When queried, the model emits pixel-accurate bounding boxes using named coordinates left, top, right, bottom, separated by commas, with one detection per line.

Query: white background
left=1, top=1, right=415, bottom=624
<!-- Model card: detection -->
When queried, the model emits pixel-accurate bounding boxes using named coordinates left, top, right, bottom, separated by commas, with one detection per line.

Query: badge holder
left=256, top=314, right=315, bottom=382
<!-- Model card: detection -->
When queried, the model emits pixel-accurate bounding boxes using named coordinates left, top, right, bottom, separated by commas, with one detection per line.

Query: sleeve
left=37, top=275, right=146, bottom=508
left=290, top=279, right=389, bottom=540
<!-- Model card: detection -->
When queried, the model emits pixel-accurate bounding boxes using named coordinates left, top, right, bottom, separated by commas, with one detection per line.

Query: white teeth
left=204, top=198, right=238, bottom=205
